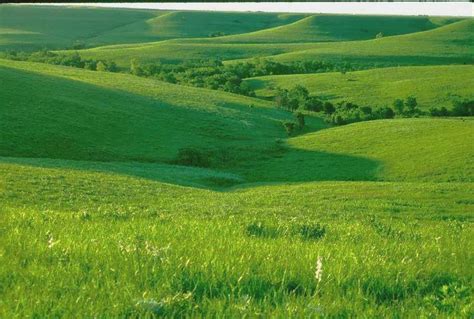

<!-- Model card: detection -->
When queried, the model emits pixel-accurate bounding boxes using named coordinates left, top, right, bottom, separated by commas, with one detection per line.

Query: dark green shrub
left=174, top=148, right=210, bottom=168
left=297, top=223, right=326, bottom=240
left=451, top=99, right=474, bottom=116
left=282, top=121, right=297, bottom=136
left=245, top=222, right=280, bottom=238
left=295, top=112, right=305, bottom=128
left=323, top=102, right=336, bottom=115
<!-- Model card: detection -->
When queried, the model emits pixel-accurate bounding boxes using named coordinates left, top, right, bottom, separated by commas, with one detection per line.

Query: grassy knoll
left=252, top=19, right=474, bottom=67
left=0, top=6, right=158, bottom=50
left=206, top=15, right=460, bottom=43
left=67, top=19, right=473, bottom=68
left=88, top=11, right=306, bottom=47
left=59, top=41, right=317, bottom=67
left=0, top=6, right=305, bottom=50
left=237, top=118, right=474, bottom=183
left=0, top=59, right=311, bottom=165
left=246, top=65, right=474, bottom=109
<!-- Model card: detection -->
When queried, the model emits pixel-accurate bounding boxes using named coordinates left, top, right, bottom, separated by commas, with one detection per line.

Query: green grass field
left=246, top=65, right=474, bottom=109
left=205, top=15, right=460, bottom=43
left=253, top=19, right=474, bottom=67
left=0, top=6, right=305, bottom=50
left=0, top=6, right=473, bottom=318
left=62, top=17, right=473, bottom=68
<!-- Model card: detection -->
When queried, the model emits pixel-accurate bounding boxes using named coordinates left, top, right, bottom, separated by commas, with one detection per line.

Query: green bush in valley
left=282, top=121, right=297, bottom=136
left=174, top=148, right=211, bottom=168
left=295, top=112, right=305, bottom=129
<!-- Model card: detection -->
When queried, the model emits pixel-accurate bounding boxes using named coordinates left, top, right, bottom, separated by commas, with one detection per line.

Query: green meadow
left=246, top=65, right=474, bottom=109
left=0, top=5, right=473, bottom=318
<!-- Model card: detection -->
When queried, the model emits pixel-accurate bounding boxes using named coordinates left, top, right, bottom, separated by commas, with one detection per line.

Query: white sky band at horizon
left=17, top=2, right=474, bottom=18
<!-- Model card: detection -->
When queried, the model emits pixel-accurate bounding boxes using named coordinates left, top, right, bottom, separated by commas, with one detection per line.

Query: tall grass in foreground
left=0, top=158, right=472, bottom=317
left=1, top=210, right=472, bottom=317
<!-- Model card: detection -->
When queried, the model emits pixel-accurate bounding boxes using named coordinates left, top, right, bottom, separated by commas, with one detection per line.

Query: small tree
left=107, top=61, right=118, bottom=72
left=405, top=96, right=418, bottom=114
left=452, top=100, right=474, bottom=116
left=289, top=85, right=309, bottom=103
left=376, top=107, right=395, bottom=119
left=96, top=61, right=107, bottom=72
left=130, top=59, right=143, bottom=76
left=275, top=88, right=289, bottom=109
left=303, top=97, right=323, bottom=112
left=84, top=61, right=97, bottom=71
left=283, top=121, right=296, bottom=136
left=393, top=99, right=404, bottom=115
left=295, top=112, right=305, bottom=128
left=288, top=98, right=299, bottom=111
left=323, top=102, right=335, bottom=115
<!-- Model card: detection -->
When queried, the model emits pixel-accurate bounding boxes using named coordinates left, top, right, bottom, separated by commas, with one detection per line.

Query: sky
left=25, top=2, right=474, bottom=17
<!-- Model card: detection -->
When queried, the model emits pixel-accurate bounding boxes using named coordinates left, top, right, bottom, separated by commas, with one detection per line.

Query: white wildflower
left=47, top=235, right=57, bottom=249
left=315, top=256, right=323, bottom=283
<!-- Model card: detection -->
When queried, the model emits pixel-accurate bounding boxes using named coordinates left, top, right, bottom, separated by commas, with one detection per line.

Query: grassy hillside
left=1, top=155, right=473, bottom=317
left=0, top=59, right=306, bottom=166
left=88, top=11, right=306, bottom=46
left=253, top=19, right=474, bottom=67
left=68, top=19, right=473, bottom=68
left=0, top=6, right=158, bottom=50
left=60, top=41, right=316, bottom=67
left=238, top=118, right=474, bottom=183
left=0, top=6, right=305, bottom=50
left=1, top=8, right=473, bottom=318
left=206, top=15, right=460, bottom=43
left=246, top=65, right=474, bottom=109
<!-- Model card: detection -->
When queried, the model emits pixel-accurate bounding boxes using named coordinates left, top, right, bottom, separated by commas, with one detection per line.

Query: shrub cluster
left=275, top=84, right=398, bottom=125
left=1, top=50, right=118, bottom=72
left=282, top=112, right=306, bottom=136
left=128, top=58, right=358, bottom=97
left=430, top=100, right=474, bottom=117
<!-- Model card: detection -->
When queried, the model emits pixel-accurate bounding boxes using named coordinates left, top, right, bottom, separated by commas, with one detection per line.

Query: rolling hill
left=87, top=11, right=306, bottom=46
left=2, top=59, right=472, bottom=185
left=0, top=59, right=303, bottom=167
left=205, top=15, right=460, bottom=43
left=245, top=65, right=474, bottom=109
left=248, top=118, right=474, bottom=183
left=251, top=19, right=474, bottom=67
left=0, top=6, right=306, bottom=50
left=67, top=18, right=473, bottom=68
left=1, top=8, right=473, bottom=318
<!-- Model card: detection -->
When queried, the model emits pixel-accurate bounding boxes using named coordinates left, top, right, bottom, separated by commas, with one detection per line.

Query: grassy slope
left=69, top=19, right=473, bottom=68
left=1, top=10, right=473, bottom=318
left=0, top=6, right=305, bottom=50
left=61, top=40, right=316, bottom=66
left=0, top=59, right=304, bottom=166
left=246, top=65, right=474, bottom=109
left=0, top=6, right=159, bottom=50
left=0, top=155, right=473, bottom=317
left=88, top=11, right=306, bottom=46
left=205, top=15, right=460, bottom=43
left=1, top=60, right=472, bottom=185
left=253, top=19, right=474, bottom=66
left=238, top=118, right=474, bottom=184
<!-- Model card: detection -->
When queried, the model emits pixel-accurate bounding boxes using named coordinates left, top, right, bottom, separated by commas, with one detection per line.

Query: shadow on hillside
left=0, top=146, right=379, bottom=191
left=232, top=146, right=379, bottom=188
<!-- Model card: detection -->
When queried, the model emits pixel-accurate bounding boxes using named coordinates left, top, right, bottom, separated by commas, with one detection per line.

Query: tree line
left=275, top=84, right=473, bottom=127
left=0, top=50, right=119, bottom=72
